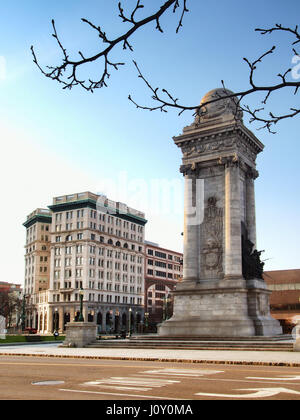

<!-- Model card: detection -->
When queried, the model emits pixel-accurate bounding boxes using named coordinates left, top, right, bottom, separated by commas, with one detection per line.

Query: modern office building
left=144, top=241, right=183, bottom=327
left=23, top=192, right=147, bottom=334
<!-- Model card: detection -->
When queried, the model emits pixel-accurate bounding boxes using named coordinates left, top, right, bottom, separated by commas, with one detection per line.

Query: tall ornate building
left=23, top=192, right=147, bottom=334
left=23, top=208, right=52, bottom=330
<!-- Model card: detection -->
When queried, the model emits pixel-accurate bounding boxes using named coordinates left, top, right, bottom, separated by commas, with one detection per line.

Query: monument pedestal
left=293, top=322, right=300, bottom=351
left=158, top=88, right=282, bottom=338
left=158, top=279, right=282, bottom=337
left=63, top=322, right=97, bottom=347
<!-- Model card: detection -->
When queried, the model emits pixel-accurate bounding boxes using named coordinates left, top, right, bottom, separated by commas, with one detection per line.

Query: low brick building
left=144, top=241, right=183, bottom=329
left=264, top=269, right=300, bottom=333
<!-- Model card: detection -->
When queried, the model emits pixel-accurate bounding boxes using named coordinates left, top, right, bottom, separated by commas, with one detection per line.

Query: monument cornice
left=173, top=122, right=264, bottom=156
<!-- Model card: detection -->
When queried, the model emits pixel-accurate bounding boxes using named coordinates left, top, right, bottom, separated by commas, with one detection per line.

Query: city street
left=1, top=355, right=300, bottom=401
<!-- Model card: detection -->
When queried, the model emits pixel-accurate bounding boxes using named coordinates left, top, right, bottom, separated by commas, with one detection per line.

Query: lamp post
left=21, top=294, right=26, bottom=332
left=78, top=288, right=84, bottom=322
left=54, top=308, right=58, bottom=332
left=128, top=308, right=132, bottom=337
left=115, top=310, right=119, bottom=333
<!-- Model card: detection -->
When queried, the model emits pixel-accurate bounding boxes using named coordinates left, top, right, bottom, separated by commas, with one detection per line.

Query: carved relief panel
left=200, top=197, right=224, bottom=279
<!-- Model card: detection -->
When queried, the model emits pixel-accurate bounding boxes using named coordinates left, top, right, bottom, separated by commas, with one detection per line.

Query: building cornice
left=23, top=214, right=52, bottom=229
left=48, top=199, right=147, bottom=226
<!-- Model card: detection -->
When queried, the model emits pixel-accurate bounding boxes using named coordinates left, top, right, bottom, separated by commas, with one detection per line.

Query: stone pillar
left=246, top=171, right=257, bottom=247
left=70, top=306, right=75, bottom=323
left=224, top=160, right=243, bottom=280
left=41, top=309, right=45, bottom=332
left=48, top=306, right=53, bottom=333
left=83, top=305, right=89, bottom=323
left=58, top=307, right=64, bottom=332
left=36, top=312, right=40, bottom=332
left=183, top=173, right=199, bottom=282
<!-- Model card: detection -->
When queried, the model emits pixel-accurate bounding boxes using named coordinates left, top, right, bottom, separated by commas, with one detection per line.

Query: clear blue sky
left=0, top=0, right=299, bottom=285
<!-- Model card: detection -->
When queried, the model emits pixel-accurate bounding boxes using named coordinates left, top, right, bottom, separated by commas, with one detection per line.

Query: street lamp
left=78, top=288, right=84, bottom=322
left=115, top=310, right=120, bottom=333
left=54, top=308, right=58, bottom=332
left=128, top=308, right=132, bottom=337
left=21, top=294, right=27, bottom=332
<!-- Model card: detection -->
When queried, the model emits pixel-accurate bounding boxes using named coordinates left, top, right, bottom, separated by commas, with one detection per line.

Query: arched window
left=108, top=239, right=113, bottom=245
left=116, top=241, right=121, bottom=247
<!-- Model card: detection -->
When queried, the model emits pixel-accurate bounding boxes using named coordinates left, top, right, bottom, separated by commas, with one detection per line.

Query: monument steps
left=86, top=336, right=293, bottom=351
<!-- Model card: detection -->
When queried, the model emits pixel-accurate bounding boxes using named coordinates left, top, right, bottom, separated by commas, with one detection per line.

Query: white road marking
left=60, top=388, right=184, bottom=400
left=195, top=387, right=300, bottom=399
left=142, top=368, right=224, bottom=377
left=86, top=385, right=152, bottom=391
left=32, top=380, right=65, bottom=386
left=82, top=376, right=180, bottom=392
left=246, top=375, right=300, bottom=382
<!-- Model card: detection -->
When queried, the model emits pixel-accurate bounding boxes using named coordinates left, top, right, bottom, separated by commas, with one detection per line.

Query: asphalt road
left=1, top=356, right=300, bottom=403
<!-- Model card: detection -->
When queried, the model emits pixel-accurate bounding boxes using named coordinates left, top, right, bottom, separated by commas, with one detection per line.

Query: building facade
left=23, top=192, right=147, bottom=334
left=23, top=208, right=52, bottom=329
left=144, top=241, right=183, bottom=327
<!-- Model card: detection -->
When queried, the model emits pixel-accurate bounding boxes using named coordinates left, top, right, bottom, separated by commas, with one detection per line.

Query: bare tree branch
left=129, top=24, right=300, bottom=132
left=31, top=0, right=189, bottom=92
left=241, top=105, right=300, bottom=134
left=32, top=3, right=299, bottom=133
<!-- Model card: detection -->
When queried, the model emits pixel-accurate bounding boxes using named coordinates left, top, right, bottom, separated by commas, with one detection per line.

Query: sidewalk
left=1, top=343, right=300, bottom=367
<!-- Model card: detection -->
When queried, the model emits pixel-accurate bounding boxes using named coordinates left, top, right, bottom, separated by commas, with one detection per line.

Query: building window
left=155, top=251, right=166, bottom=259
left=155, top=271, right=166, bottom=278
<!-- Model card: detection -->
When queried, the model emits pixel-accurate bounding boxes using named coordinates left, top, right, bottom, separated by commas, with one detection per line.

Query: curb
left=0, top=341, right=63, bottom=347
left=0, top=352, right=300, bottom=367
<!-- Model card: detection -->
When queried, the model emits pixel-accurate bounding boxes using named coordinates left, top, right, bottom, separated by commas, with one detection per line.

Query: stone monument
left=158, top=88, right=282, bottom=337
left=63, top=322, right=97, bottom=347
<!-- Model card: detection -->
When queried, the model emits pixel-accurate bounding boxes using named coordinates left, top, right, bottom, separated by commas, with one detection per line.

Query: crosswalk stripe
left=142, top=368, right=224, bottom=376
left=82, top=375, right=180, bottom=393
